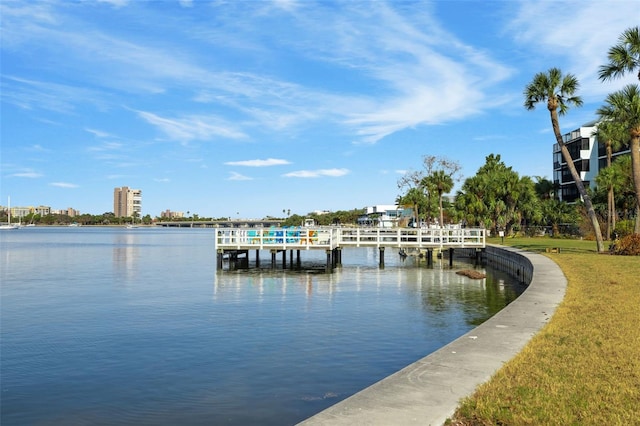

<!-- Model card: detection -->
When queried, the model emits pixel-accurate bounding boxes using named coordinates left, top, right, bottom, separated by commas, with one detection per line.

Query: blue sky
left=1, top=0, right=638, bottom=219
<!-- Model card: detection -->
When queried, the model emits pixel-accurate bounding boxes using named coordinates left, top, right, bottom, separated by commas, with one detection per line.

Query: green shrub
left=614, top=220, right=636, bottom=238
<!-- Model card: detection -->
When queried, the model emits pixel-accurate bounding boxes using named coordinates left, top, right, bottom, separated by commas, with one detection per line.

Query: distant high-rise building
left=113, top=186, right=142, bottom=217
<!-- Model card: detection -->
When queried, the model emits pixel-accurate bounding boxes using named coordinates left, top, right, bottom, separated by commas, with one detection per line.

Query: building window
left=598, top=141, right=607, bottom=157
left=581, top=138, right=590, bottom=150
left=566, top=141, right=581, bottom=160
left=599, top=158, right=607, bottom=170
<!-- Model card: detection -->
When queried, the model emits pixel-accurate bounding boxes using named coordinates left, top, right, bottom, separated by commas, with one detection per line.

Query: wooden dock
left=216, top=226, right=486, bottom=272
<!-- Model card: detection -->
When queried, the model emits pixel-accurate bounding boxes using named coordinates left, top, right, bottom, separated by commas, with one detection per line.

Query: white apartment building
left=113, top=186, right=142, bottom=217
left=357, top=204, right=412, bottom=227
left=554, top=120, right=631, bottom=202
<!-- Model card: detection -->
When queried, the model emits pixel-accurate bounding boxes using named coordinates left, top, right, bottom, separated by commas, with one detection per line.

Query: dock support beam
left=217, top=250, right=224, bottom=270
left=325, top=250, right=332, bottom=273
left=271, top=250, right=277, bottom=270
left=335, top=247, right=342, bottom=267
left=379, top=246, right=385, bottom=268
left=255, top=250, right=260, bottom=268
left=282, top=250, right=286, bottom=269
left=296, top=250, right=301, bottom=269
left=449, top=248, right=454, bottom=267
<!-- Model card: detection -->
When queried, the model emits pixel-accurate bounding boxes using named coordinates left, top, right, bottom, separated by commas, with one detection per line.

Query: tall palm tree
left=423, top=170, right=454, bottom=227
left=524, top=68, right=605, bottom=251
left=598, top=26, right=640, bottom=82
left=593, top=120, right=627, bottom=239
left=597, top=84, right=640, bottom=233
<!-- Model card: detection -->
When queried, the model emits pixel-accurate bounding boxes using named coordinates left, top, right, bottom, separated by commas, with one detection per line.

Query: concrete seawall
left=298, top=245, right=567, bottom=426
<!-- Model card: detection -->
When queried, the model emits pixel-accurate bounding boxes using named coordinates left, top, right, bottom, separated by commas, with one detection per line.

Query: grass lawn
left=450, top=236, right=640, bottom=425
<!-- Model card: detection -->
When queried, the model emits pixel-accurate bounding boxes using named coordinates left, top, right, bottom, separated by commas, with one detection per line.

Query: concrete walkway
left=298, top=246, right=567, bottom=426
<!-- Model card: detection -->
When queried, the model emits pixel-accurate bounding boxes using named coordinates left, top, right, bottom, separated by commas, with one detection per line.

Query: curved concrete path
left=299, top=246, right=567, bottom=426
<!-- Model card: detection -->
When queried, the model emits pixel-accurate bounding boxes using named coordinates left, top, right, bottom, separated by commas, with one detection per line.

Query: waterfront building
left=113, top=186, right=142, bottom=218
left=34, top=206, right=52, bottom=216
left=50, top=208, right=79, bottom=217
left=1, top=205, right=55, bottom=219
left=553, top=120, right=630, bottom=202
left=357, top=204, right=412, bottom=227
left=161, top=209, right=184, bottom=219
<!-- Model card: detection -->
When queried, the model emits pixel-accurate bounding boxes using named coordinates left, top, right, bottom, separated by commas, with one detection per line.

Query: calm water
left=0, top=227, right=523, bottom=425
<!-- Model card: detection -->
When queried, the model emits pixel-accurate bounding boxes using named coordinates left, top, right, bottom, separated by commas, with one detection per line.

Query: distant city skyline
left=2, top=1, right=637, bottom=218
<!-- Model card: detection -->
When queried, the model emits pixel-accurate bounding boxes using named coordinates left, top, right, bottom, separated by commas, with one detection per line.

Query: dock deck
left=216, top=226, right=485, bottom=250
left=216, top=226, right=486, bottom=271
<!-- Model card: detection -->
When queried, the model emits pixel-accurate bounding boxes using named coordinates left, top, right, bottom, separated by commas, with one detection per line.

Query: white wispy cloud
left=226, top=172, right=253, bottom=181
left=50, top=182, right=79, bottom=188
left=26, top=145, right=50, bottom=152
left=97, top=0, right=129, bottom=8
left=224, top=158, right=291, bottom=167
left=2, top=76, right=108, bottom=113
left=6, top=0, right=633, bottom=151
left=85, top=128, right=113, bottom=138
left=2, top=1, right=512, bottom=145
left=11, top=170, right=43, bottom=178
left=88, top=141, right=124, bottom=152
left=282, top=168, right=349, bottom=178
left=154, top=178, right=171, bottom=183
left=136, top=110, right=248, bottom=143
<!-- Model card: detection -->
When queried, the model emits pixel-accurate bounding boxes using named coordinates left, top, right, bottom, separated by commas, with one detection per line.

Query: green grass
left=450, top=236, right=640, bottom=425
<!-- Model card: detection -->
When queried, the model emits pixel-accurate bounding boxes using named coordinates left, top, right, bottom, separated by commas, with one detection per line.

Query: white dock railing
left=215, top=227, right=485, bottom=251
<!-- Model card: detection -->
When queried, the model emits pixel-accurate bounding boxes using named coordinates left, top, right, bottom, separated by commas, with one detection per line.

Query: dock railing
left=216, top=226, right=485, bottom=251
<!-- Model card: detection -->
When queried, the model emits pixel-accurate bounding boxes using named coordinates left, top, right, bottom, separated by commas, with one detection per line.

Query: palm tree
left=598, top=26, right=640, bottom=82
left=396, top=187, right=425, bottom=227
left=593, top=120, right=627, bottom=238
left=524, top=68, right=605, bottom=251
left=597, top=84, right=640, bottom=233
left=423, top=170, right=454, bottom=227
left=596, top=165, right=626, bottom=238
left=541, top=198, right=579, bottom=237
left=534, top=176, right=557, bottom=200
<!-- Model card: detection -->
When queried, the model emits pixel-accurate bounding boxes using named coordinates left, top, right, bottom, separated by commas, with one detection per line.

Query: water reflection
left=112, top=232, right=140, bottom=282
left=212, top=250, right=520, bottom=329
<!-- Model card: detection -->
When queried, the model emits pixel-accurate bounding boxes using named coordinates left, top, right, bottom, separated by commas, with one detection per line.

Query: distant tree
left=596, top=165, right=626, bottom=237
left=524, top=67, right=604, bottom=251
left=396, top=187, right=426, bottom=226
left=455, top=154, right=539, bottom=235
left=533, top=177, right=557, bottom=200
left=593, top=120, right=628, bottom=238
left=398, top=155, right=461, bottom=227
left=598, top=26, right=640, bottom=82
left=541, top=198, right=580, bottom=237
left=597, top=85, right=640, bottom=233
left=423, top=169, right=454, bottom=226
